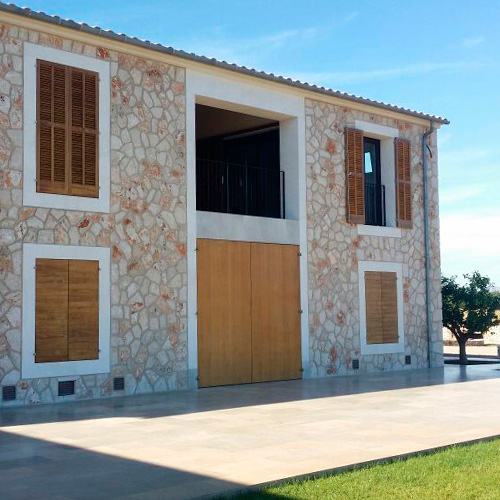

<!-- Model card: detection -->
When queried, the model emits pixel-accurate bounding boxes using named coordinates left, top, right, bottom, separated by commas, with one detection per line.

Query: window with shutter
left=345, top=128, right=365, bottom=224
left=365, top=271, right=398, bottom=344
left=36, top=60, right=99, bottom=198
left=35, top=258, right=99, bottom=363
left=395, top=138, right=412, bottom=228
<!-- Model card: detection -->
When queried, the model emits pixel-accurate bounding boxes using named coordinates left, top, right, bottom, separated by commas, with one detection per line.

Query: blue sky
left=18, top=0, right=500, bottom=284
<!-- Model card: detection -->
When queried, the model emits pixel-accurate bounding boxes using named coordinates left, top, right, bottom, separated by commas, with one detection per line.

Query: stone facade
left=0, top=18, right=443, bottom=407
left=0, top=23, right=188, bottom=405
left=305, top=98, right=443, bottom=376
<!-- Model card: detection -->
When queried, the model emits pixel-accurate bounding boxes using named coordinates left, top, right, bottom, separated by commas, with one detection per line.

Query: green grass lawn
left=232, top=439, right=500, bottom=500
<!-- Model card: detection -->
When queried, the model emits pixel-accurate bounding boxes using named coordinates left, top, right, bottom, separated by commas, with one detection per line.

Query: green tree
left=441, top=272, right=500, bottom=364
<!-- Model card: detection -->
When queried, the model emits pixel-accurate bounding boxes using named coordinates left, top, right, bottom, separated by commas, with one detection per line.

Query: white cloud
left=292, top=61, right=487, bottom=86
left=343, top=11, right=359, bottom=23
left=462, top=36, right=485, bottom=48
left=439, top=185, right=486, bottom=204
left=440, top=212, right=500, bottom=284
left=170, top=14, right=358, bottom=68
left=171, top=26, right=322, bottom=66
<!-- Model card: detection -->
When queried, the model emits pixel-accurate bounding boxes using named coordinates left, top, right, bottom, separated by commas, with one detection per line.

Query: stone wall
left=305, top=98, right=443, bottom=377
left=0, top=23, right=188, bottom=405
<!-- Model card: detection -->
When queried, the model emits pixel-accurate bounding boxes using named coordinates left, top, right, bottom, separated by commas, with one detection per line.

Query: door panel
left=197, top=239, right=252, bottom=387
left=250, top=243, right=301, bottom=382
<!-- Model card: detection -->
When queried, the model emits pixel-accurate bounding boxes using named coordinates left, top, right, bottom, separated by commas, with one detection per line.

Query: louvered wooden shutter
left=36, top=61, right=99, bottom=198
left=345, top=128, right=365, bottom=224
left=365, top=271, right=384, bottom=344
left=35, top=259, right=69, bottom=362
left=395, top=138, right=412, bottom=228
left=380, top=272, right=398, bottom=343
left=37, top=61, right=68, bottom=194
left=365, top=271, right=398, bottom=344
left=35, top=259, right=99, bottom=363
left=68, top=260, right=99, bottom=361
left=69, top=68, right=99, bottom=198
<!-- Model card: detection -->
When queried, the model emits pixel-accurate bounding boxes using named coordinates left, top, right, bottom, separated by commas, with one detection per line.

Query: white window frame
left=22, top=243, right=111, bottom=379
left=358, top=260, right=405, bottom=355
left=23, top=42, right=111, bottom=212
left=354, top=119, right=400, bottom=237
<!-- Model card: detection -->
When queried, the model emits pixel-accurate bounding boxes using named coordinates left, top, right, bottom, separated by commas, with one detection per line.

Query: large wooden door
left=250, top=243, right=302, bottom=382
left=197, top=239, right=301, bottom=387
left=197, top=239, right=252, bottom=387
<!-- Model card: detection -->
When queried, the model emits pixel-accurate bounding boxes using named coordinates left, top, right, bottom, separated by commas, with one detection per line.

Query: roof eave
left=0, top=2, right=450, bottom=125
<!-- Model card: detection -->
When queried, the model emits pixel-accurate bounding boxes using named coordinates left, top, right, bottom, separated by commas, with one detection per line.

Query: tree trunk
left=458, top=338, right=468, bottom=365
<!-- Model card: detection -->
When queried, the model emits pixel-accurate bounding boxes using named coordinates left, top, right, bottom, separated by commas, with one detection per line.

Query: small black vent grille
left=2, top=385, right=16, bottom=401
left=58, top=380, right=75, bottom=397
left=405, top=355, right=412, bottom=365
left=352, top=359, right=360, bottom=370
left=113, top=377, right=125, bottom=391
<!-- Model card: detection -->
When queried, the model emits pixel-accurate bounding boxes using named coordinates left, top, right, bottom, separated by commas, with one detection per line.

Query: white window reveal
left=358, top=260, right=405, bottom=355
left=355, top=120, right=401, bottom=238
left=23, top=42, right=111, bottom=212
left=22, top=244, right=111, bottom=379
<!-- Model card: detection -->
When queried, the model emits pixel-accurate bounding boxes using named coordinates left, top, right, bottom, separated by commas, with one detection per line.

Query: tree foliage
left=441, top=271, right=500, bottom=363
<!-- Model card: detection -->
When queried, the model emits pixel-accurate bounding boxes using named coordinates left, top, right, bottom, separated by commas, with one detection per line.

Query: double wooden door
left=197, top=239, right=301, bottom=387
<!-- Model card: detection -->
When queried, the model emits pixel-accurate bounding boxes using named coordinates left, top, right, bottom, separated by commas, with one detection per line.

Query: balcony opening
left=196, top=104, right=284, bottom=219
left=363, top=137, right=386, bottom=226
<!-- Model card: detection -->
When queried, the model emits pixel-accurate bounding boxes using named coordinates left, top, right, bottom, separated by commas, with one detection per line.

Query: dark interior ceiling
left=196, top=104, right=278, bottom=140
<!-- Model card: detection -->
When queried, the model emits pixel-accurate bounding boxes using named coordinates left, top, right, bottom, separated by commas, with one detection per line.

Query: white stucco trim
left=22, top=243, right=111, bottom=379
left=186, top=68, right=309, bottom=386
left=354, top=120, right=399, bottom=138
left=196, top=212, right=299, bottom=244
left=358, top=260, right=405, bottom=355
left=357, top=225, right=402, bottom=238
left=23, top=42, right=111, bottom=213
left=354, top=119, right=399, bottom=229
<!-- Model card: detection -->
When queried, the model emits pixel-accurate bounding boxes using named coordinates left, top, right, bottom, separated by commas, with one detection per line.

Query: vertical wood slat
left=197, top=239, right=252, bottom=387
left=70, top=68, right=99, bottom=197
left=37, top=60, right=67, bottom=194
left=380, top=272, right=398, bottom=343
left=345, top=128, right=365, bottom=224
left=365, top=271, right=399, bottom=344
left=250, top=243, right=302, bottom=383
left=68, top=260, right=99, bottom=361
left=35, top=259, right=69, bottom=362
left=36, top=60, right=98, bottom=198
left=365, top=272, right=384, bottom=344
left=395, top=138, right=412, bottom=228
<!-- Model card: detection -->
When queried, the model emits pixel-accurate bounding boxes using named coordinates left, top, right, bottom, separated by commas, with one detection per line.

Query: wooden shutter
left=395, top=138, right=412, bottom=228
left=37, top=61, right=68, bottom=195
left=35, top=259, right=69, bottom=362
left=68, top=260, right=99, bottom=361
left=35, top=259, right=99, bottom=363
left=380, top=272, right=398, bottom=343
left=345, top=128, right=365, bottom=224
left=365, top=271, right=398, bottom=344
left=36, top=61, right=99, bottom=198
left=69, top=68, right=99, bottom=198
left=365, top=272, right=384, bottom=344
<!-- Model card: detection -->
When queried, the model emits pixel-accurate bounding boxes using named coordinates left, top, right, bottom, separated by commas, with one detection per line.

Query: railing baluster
left=196, top=158, right=285, bottom=219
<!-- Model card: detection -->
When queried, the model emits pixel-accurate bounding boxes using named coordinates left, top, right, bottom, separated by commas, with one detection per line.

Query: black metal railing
left=196, top=158, right=285, bottom=219
left=365, top=183, right=386, bottom=226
